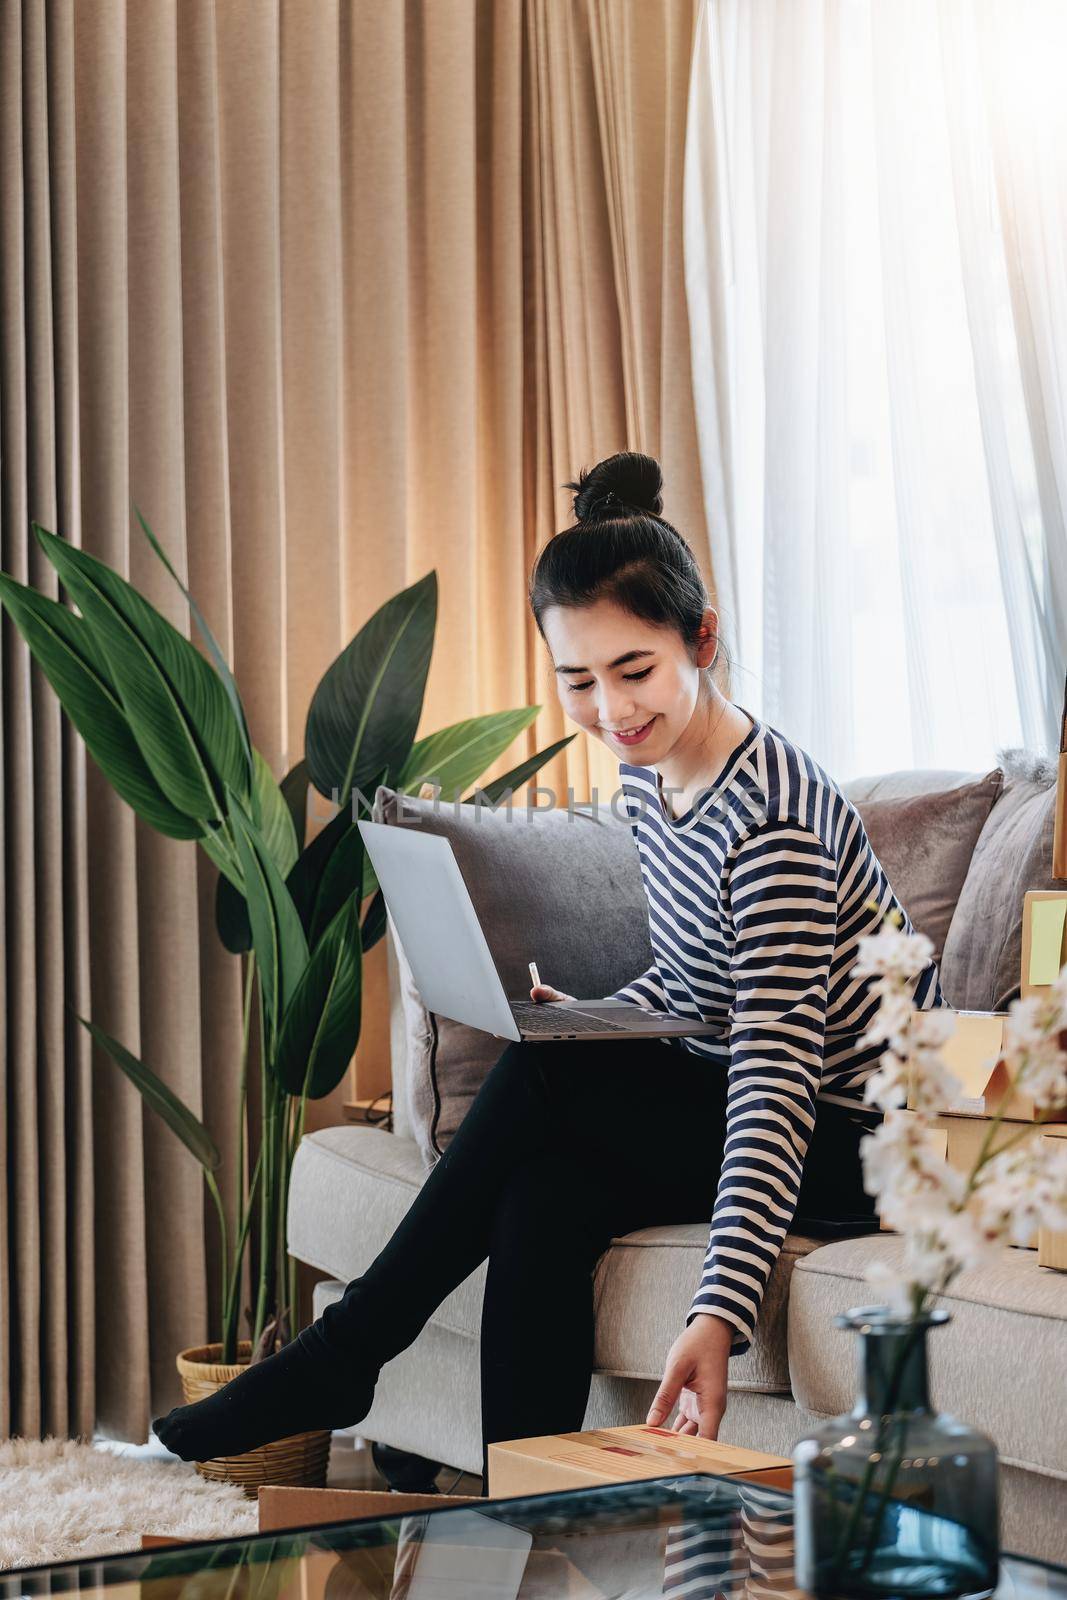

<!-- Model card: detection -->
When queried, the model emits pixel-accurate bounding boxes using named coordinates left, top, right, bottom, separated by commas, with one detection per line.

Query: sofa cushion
left=940, top=750, right=1060, bottom=1012
left=841, top=768, right=985, bottom=803
left=591, top=1221, right=832, bottom=1393
left=848, top=771, right=1002, bottom=970
left=787, top=1234, right=1067, bottom=1477
left=371, top=786, right=654, bottom=1169
left=287, top=1124, right=830, bottom=1393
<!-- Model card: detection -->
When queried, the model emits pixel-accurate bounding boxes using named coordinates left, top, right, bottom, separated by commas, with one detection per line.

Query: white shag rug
left=0, top=1436, right=258, bottom=1572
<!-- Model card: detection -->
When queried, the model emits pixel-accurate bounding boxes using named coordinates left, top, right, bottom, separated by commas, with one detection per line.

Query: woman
left=154, top=451, right=944, bottom=1482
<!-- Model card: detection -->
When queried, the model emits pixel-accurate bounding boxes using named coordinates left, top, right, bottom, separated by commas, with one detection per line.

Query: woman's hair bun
left=564, top=451, right=664, bottom=524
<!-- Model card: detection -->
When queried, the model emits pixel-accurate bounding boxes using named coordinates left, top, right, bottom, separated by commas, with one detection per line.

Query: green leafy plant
left=0, top=515, right=573, bottom=1365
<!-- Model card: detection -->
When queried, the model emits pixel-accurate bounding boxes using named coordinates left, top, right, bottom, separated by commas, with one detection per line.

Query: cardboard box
left=258, top=1484, right=483, bottom=1530
left=926, top=1012, right=1009, bottom=1114
left=907, top=1009, right=1067, bottom=1122
left=1022, top=890, right=1067, bottom=1000
left=149, top=1459, right=787, bottom=1600
left=140, top=1488, right=483, bottom=1553
left=258, top=1486, right=603, bottom=1600
left=1038, top=1123, right=1067, bottom=1270
left=486, top=1425, right=792, bottom=1499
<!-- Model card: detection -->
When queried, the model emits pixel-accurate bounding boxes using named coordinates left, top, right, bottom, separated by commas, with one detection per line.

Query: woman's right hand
left=530, top=982, right=577, bottom=1003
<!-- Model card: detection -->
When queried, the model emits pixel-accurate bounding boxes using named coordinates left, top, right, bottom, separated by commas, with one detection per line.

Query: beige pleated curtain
left=0, top=0, right=713, bottom=1442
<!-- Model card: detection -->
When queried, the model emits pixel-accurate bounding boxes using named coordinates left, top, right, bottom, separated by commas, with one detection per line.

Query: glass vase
left=792, top=1304, right=999, bottom=1599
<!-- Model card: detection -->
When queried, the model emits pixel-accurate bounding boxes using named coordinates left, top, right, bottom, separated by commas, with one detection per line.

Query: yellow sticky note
left=1029, top=897, right=1067, bottom=986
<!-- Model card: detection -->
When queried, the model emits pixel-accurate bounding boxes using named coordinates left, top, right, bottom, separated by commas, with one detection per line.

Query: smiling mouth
left=605, top=717, right=656, bottom=743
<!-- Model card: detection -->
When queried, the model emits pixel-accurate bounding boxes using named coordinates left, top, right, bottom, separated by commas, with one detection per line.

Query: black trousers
left=303, top=1036, right=880, bottom=1489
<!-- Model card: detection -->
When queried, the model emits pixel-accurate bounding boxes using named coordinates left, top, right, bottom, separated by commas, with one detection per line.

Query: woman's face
left=541, top=596, right=717, bottom=762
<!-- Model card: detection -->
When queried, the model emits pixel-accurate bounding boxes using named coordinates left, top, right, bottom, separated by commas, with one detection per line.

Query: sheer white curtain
left=684, top=0, right=1067, bottom=780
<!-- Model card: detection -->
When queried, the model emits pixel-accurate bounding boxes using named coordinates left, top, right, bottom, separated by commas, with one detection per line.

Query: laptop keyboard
left=512, top=1004, right=627, bottom=1035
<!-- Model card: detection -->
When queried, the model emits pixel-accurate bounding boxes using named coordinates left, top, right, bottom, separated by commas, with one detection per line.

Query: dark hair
left=528, top=450, right=729, bottom=682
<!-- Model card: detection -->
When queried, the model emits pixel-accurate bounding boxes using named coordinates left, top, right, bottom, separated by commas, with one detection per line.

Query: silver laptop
left=357, top=819, right=719, bottom=1042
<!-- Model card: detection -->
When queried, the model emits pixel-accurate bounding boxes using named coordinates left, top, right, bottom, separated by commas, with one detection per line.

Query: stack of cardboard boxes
left=887, top=887, right=1067, bottom=1266
left=140, top=1429, right=793, bottom=1549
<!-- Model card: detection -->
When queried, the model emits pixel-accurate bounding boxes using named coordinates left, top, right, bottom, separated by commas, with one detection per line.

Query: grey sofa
left=287, top=754, right=1067, bottom=1563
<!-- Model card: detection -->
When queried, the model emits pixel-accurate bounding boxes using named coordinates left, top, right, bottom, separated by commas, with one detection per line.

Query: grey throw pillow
left=372, top=786, right=654, bottom=1168
left=940, top=750, right=1060, bottom=1012
left=851, top=770, right=1003, bottom=969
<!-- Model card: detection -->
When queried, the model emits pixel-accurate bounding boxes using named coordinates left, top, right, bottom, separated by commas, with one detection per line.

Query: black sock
left=152, top=1328, right=378, bottom=1462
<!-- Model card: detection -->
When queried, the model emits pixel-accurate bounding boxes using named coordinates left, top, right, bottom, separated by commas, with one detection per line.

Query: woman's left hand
left=646, top=1314, right=734, bottom=1438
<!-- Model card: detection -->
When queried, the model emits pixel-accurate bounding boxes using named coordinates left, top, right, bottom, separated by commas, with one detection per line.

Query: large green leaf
left=0, top=574, right=202, bottom=839
left=461, top=732, right=577, bottom=804
left=286, top=802, right=352, bottom=937
left=81, top=1017, right=221, bottom=1170
left=396, top=706, right=540, bottom=801
left=200, top=820, right=243, bottom=892
left=134, top=504, right=255, bottom=794
left=305, top=570, right=437, bottom=803
left=227, top=789, right=309, bottom=1039
left=250, top=750, right=299, bottom=878
left=309, top=816, right=365, bottom=947
left=215, top=866, right=251, bottom=955
left=284, top=805, right=366, bottom=948
left=216, top=753, right=300, bottom=953
left=272, top=898, right=362, bottom=1098
left=287, top=763, right=387, bottom=937
left=35, top=523, right=249, bottom=823
left=280, top=759, right=310, bottom=852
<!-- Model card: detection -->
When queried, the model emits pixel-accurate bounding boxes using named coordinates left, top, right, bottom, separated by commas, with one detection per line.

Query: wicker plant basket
left=176, top=1341, right=331, bottom=1497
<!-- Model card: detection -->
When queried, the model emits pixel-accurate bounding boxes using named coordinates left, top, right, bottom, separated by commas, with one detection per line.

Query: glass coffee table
left=2, top=1473, right=1062, bottom=1599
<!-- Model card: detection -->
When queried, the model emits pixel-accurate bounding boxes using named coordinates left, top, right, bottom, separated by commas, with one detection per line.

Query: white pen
left=528, top=961, right=541, bottom=988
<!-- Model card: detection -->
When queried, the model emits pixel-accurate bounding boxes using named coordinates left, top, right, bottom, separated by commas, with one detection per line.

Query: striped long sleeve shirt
left=610, top=708, right=945, bottom=1355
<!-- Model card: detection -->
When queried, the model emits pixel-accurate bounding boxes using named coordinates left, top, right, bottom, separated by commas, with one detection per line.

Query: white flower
left=853, top=923, right=934, bottom=983
left=859, top=1113, right=914, bottom=1196
left=884, top=1182, right=967, bottom=1235
left=849, top=904, right=1067, bottom=1312
left=861, top=1114, right=967, bottom=1219
left=853, top=927, right=960, bottom=1118
left=864, top=1228, right=956, bottom=1303
left=1003, top=995, right=1046, bottom=1052
left=863, top=1053, right=910, bottom=1110
left=922, top=1208, right=998, bottom=1275
left=870, top=1208, right=992, bottom=1302
left=976, top=1134, right=1067, bottom=1245
left=861, top=983, right=920, bottom=1051
left=908, top=1055, right=964, bottom=1117
left=999, top=995, right=1067, bottom=1109
left=862, top=1258, right=913, bottom=1317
